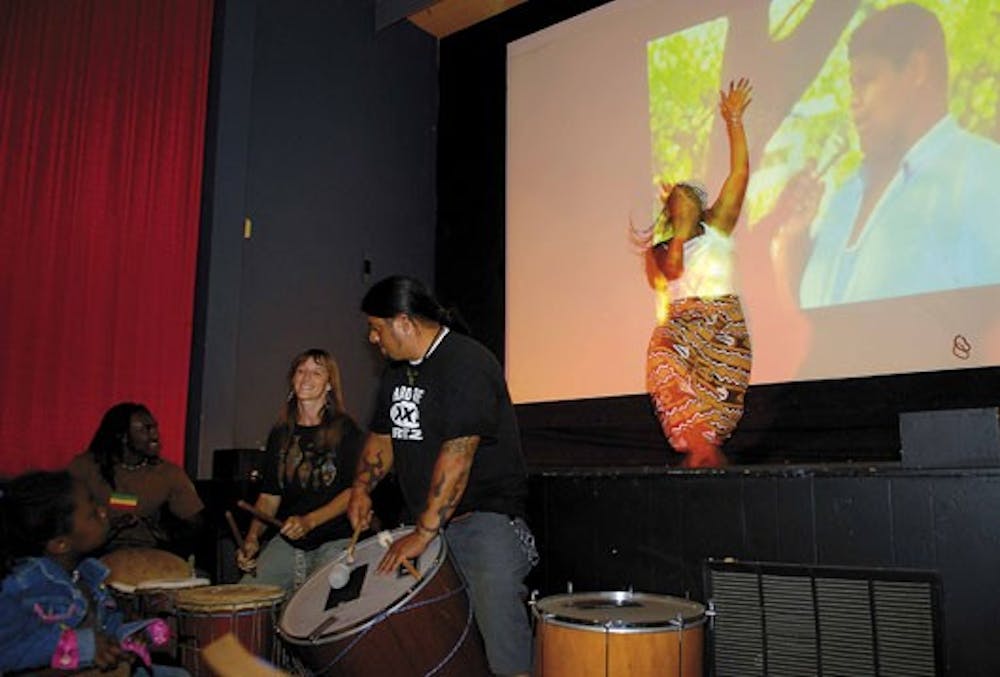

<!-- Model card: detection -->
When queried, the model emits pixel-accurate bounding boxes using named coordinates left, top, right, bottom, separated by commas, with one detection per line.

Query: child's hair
left=0, top=470, right=77, bottom=578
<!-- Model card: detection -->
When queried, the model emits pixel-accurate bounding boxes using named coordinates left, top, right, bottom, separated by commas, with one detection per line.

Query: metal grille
left=712, top=571, right=765, bottom=677
left=816, top=577, right=876, bottom=675
left=706, top=561, right=941, bottom=677
left=874, top=580, right=936, bottom=677
left=762, top=574, right=818, bottom=676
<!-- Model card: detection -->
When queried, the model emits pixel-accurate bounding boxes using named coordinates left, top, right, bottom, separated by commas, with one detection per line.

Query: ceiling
left=405, top=0, right=528, bottom=38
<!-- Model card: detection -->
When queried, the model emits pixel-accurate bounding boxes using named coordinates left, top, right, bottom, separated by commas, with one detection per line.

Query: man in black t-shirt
left=349, top=276, right=536, bottom=677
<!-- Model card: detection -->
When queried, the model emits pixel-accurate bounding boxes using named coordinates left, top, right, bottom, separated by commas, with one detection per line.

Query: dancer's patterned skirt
left=646, top=294, right=751, bottom=449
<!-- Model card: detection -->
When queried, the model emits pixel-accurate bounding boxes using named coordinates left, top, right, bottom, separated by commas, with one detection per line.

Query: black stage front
left=526, top=463, right=1000, bottom=676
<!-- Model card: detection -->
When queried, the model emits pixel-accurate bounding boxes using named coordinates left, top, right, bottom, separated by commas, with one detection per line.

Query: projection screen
left=507, top=0, right=1000, bottom=404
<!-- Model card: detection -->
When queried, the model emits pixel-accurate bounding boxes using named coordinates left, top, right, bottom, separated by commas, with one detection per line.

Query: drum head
left=101, top=548, right=194, bottom=591
left=175, top=584, right=285, bottom=612
left=280, top=526, right=444, bottom=644
left=535, top=592, right=705, bottom=631
left=134, top=577, right=211, bottom=592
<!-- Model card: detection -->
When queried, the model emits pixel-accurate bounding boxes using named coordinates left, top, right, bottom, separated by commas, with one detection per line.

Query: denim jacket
left=0, top=556, right=156, bottom=672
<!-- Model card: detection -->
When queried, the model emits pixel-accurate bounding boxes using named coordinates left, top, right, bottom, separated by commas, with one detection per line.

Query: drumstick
left=401, top=558, right=422, bottom=582
left=228, top=509, right=258, bottom=578
left=346, top=521, right=363, bottom=564
left=237, top=500, right=284, bottom=529
left=224, top=510, right=244, bottom=549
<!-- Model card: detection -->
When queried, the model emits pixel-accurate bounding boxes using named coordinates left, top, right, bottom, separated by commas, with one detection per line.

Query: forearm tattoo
left=423, top=436, right=477, bottom=532
left=356, top=451, right=386, bottom=492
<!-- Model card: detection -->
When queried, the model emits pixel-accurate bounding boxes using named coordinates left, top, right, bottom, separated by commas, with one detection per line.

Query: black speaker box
left=899, top=407, right=1000, bottom=468
left=200, top=449, right=268, bottom=582
left=212, top=447, right=268, bottom=485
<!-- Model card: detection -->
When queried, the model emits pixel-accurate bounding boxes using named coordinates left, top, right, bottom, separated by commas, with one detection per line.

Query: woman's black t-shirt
left=260, top=416, right=363, bottom=550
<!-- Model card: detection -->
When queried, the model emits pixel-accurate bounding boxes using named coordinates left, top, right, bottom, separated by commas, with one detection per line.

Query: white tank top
left=667, top=223, right=736, bottom=300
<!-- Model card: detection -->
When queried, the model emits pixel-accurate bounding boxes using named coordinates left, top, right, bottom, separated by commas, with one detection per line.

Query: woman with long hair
left=235, top=349, right=363, bottom=592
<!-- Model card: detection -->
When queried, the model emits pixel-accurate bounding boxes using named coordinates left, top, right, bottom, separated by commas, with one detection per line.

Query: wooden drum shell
left=174, top=584, right=285, bottom=677
left=533, top=592, right=705, bottom=677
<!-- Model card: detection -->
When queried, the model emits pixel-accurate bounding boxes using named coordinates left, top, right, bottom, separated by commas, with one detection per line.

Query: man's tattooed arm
left=415, top=435, right=479, bottom=538
left=353, top=433, right=394, bottom=494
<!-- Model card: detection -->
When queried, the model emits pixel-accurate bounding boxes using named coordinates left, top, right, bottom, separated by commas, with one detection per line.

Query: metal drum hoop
left=534, top=591, right=706, bottom=635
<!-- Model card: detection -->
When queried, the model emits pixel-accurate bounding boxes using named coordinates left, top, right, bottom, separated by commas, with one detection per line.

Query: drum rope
left=422, top=590, right=474, bottom=676
left=311, top=584, right=473, bottom=676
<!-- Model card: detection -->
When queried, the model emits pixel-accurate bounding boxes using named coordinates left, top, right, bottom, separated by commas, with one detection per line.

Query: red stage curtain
left=0, top=0, right=213, bottom=475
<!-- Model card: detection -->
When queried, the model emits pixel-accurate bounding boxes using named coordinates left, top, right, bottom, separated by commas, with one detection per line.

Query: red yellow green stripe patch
left=109, top=492, right=139, bottom=510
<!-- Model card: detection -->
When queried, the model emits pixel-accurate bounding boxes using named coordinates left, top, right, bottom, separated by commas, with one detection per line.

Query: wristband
left=415, top=520, right=439, bottom=537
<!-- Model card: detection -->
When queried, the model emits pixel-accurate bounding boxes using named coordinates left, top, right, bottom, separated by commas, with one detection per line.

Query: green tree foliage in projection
left=647, top=17, right=728, bottom=197
left=769, top=0, right=817, bottom=42
left=944, top=0, right=1000, bottom=137
left=747, top=0, right=1000, bottom=226
left=647, top=0, right=1000, bottom=227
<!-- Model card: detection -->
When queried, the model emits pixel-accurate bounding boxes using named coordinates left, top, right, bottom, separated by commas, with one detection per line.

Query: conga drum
left=174, top=584, right=286, bottom=676
left=279, top=526, right=490, bottom=676
left=533, top=591, right=705, bottom=677
left=100, top=548, right=209, bottom=619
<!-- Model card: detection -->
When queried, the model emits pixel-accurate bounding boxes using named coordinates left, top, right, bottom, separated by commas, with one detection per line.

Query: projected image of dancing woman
left=634, top=78, right=753, bottom=468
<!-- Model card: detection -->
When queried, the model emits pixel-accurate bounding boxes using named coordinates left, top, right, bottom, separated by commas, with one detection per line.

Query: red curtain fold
left=0, top=0, right=213, bottom=474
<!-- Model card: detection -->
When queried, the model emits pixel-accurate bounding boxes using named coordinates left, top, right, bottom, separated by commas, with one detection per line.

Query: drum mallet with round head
left=328, top=561, right=352, bottom=589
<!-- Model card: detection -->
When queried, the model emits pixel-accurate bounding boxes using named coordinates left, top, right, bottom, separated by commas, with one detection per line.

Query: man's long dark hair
left=86, top=402, right=159, bottom=490
left=361, top=275, right=468, bottom=333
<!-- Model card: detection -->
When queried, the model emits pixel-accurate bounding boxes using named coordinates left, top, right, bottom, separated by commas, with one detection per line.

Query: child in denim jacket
left=0, top=470, right=184, bottom=675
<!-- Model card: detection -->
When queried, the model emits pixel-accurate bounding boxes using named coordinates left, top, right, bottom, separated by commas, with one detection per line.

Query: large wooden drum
left=174, top=584, right=286, bottom=676
left=279, top=526, right=490, bottom=676
left=533, top=591, right=705, bottom=677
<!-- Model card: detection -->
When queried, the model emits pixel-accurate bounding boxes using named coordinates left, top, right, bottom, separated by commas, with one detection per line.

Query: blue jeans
left=444, top=512, right=537, bottom=676
left=241, top=535, right=349, bottom=593
left=136, top=665, right=191, bottom=676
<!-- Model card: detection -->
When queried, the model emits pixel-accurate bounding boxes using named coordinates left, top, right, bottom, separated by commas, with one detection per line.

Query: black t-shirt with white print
left=370, top=330, right=528, bottom=520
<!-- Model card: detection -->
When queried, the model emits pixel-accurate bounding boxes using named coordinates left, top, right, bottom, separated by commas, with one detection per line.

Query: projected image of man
left=791, top=3, right=1000, bottom=308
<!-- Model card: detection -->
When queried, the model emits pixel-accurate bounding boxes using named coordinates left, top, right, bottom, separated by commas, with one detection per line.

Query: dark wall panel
left=678, top=478, right=745, bottom=598
left=593, top=476, right=652, bottom=592
left=813, top=478, right=892, bottom=565
left=194, top=0, right=437, bottom=475
left=888, top=477, right=937, bottom=567
left=645, top=475, right=686, bottom=595
left=931, top=476, right=1000, bottom=676
left=538, top=476, right=603, bottom=593
left=741, top=478, right=779, bottom=562
left=774, top=478, right=816, bottom=564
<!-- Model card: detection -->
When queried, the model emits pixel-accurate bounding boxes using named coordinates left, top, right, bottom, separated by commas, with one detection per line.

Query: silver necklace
left=406, top=326, right=444, bottom=386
